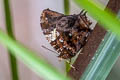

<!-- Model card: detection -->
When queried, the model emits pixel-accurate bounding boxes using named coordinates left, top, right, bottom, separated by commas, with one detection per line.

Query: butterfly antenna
left=41, top=45, right=59, bottom=55
left=42, top=45, right=76, bottom=70
left=80, top=9, right=85, bottom=15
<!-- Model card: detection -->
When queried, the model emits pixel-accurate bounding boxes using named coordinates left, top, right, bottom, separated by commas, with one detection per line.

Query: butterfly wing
left=40, top=9, right=92, bottom=59
left=40, top=9, right=63, bottom=42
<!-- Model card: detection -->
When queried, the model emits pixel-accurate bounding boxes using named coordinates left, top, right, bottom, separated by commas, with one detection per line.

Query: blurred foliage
left=3, top=0, right=19, bottom=80
left=1, top=0, right=120, bottom=80
left=74, top=0, right=120, bottom=80
left=64, top=0, right=70, bottom=15
left=0, top=30, right=71, bottom=80
left=75, top=0, right=120, bottom=39
left=80, top=32, right=120, bottom=80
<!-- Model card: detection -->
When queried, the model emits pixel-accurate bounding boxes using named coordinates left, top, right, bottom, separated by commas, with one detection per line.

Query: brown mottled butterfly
left=40, top=8, right=92, bottom=61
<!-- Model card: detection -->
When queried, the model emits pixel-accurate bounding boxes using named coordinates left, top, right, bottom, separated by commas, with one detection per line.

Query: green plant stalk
left=0, top=30, right=71, bottom=80
left=3, top=0, right=19, bottom=80
left=80, top=9, right=120, bottom=80
left=74, top=0, right=120, bottom=79
left=64, top=0, right=71, bottom=73
left=64, top=0, right=70, bottom=15
left=74, top=0, right=120, bottom=39
left=65, top=61, right=71, bottom=73
left=80, top=31, right=120, bottom=80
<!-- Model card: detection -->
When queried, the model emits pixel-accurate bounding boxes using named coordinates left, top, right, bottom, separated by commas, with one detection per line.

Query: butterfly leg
left=65, top=58, right=76, bottom=70
left=58, top=57, right=63, bottom=62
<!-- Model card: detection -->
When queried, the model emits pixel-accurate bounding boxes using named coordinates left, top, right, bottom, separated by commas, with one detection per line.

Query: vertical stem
left=3, top=0, right=19, bottom=80
left=64, top=0, right=70, bottom=15
left=65, top=61, right=71, bottom=73
left=64, top=0, right=70, bottom=73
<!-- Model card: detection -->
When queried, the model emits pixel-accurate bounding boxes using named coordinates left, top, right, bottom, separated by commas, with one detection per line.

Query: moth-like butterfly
left=40, top=9, right=92, bottom=61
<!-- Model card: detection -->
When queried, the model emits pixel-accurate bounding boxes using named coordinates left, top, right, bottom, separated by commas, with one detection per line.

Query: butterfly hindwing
left=40, top=9, right=92, bottom=59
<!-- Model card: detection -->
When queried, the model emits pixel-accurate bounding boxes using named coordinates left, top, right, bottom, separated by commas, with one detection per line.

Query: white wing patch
left=45, top=28, right=60, bottom=43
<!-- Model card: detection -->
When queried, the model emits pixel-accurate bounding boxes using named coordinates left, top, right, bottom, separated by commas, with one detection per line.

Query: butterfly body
left=40, top=9, right=92, bottom=59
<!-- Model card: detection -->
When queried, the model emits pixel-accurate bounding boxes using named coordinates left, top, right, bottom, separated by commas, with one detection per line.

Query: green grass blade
left=3, top=0, right=19, bottom=80
left=0, top=30, right=71, bottom=80
left=80, top=31, right=120, bottom=80
left=74, top=0, right=120, bottom=39
left=64, top=0, right=70, bottom=15
left=65, top=61, right=71, bottom=73
left=74, top=1, right=120, bottom=79
left=64, top=0, right=71, bottom=73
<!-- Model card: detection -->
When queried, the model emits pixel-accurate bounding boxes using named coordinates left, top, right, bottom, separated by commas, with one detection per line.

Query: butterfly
left=40, top=8, right=92, bottom=61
